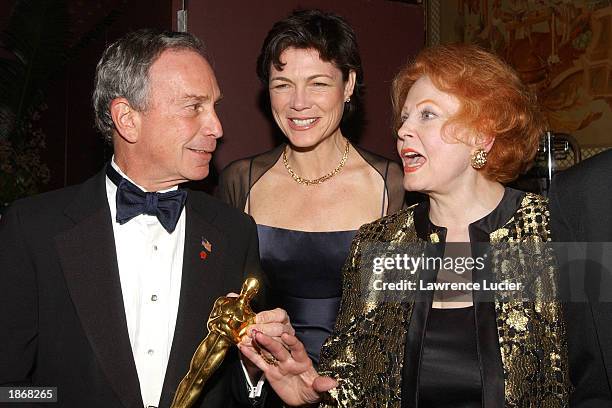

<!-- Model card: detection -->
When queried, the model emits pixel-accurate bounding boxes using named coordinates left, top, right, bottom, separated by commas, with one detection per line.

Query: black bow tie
left=106, top=164, right=187, bottom=233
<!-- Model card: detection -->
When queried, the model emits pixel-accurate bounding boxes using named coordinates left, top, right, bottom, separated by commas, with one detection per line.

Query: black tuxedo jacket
left=549, top=149, right=612, bottom=407
left=0, top=167, right=263, bottom=408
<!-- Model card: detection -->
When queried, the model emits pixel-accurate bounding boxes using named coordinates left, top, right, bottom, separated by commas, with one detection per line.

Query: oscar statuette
left=170, top=277, right=259, bottom=408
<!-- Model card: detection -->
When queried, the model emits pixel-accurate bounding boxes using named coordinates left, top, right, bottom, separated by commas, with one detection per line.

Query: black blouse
left=401, top=187, right=526, bottom=408
left=418, top=306, right=481, bottom=408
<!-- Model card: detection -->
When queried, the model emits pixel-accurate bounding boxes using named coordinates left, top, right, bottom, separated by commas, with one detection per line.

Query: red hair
left=391, top=43, right=546, bottom=183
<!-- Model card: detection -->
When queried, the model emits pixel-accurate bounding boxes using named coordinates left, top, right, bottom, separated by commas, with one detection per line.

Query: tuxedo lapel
left=54, top=170, right=143, bottom=408
left=159, top=193, right=229, bottom=407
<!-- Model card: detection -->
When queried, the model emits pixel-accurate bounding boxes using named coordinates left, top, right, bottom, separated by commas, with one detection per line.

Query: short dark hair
left=93, top=29, right=207, bottom=142
left=256, top=9, right=364, bottom=118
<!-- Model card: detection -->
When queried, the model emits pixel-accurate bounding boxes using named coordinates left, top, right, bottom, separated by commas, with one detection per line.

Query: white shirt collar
left=110, top=156, right=178, bottom=193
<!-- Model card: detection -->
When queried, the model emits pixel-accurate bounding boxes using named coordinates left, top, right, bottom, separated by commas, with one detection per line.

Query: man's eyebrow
left=180, top=94, right=211, bottom=103
left=180, top=94, right=223, bottom=104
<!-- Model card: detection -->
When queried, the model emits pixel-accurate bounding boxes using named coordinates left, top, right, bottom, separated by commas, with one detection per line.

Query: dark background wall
left=53, top=1, right=173, bottom=188
left=2, top=0, right=173, bottom=194
left=1, top=0, right=425, bottom=197
left=185, top=0, right=425, bottom=174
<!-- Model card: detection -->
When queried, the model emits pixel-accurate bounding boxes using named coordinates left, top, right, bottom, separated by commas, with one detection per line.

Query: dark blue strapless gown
left=257, top=224, right=356, bottom=364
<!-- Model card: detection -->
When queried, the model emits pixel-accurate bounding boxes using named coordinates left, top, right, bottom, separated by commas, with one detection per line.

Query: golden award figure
left=170, top=277, right=259, bottom=408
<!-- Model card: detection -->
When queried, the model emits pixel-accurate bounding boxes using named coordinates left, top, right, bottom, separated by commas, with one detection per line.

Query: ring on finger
left=259, top=352, right=279, bottom=366
left=251, top=332, right=280, bottom=366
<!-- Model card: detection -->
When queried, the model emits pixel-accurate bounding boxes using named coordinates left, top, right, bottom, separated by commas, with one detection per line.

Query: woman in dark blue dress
left=218, top=10, right=404, bottom=366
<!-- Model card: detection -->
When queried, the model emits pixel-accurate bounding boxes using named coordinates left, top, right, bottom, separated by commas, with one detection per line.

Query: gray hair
left=93, top=29, right=207, bottom=142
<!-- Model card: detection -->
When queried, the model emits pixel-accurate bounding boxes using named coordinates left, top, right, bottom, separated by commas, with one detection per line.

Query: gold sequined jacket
left=318, top=188, right=570, bottom=408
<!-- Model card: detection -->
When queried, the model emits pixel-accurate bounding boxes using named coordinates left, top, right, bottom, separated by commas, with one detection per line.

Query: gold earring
left=471, top=148, right=487, bottom=169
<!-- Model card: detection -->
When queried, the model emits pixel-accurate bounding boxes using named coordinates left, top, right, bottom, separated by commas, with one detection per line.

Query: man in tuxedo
left=0, top=29, right=285, bottom=407
left=549, top=149, right=612, bottom=407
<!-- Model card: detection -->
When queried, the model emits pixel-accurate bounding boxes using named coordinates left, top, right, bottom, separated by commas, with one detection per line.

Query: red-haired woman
left=239, top=44, right=571, bottom=408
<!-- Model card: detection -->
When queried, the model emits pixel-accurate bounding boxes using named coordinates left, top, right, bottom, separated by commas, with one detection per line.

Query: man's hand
left=238, top=331, right=337, bottom=406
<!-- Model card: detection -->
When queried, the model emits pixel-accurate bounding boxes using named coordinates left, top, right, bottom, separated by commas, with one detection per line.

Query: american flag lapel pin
left=200, top=237, right=212, bottom=260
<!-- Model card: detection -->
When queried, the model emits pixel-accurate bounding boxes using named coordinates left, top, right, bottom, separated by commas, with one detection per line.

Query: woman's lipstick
left=400, top=148, right=425, bottom=173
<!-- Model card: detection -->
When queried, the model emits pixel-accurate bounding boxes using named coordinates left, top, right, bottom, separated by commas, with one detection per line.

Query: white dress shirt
left=105, top=159, right=263, bottom=405
left=105, top=160, right=185, bottom=407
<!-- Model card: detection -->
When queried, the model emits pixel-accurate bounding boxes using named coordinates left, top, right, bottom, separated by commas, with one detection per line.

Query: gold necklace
left=282, top=140, right=350, bottom=186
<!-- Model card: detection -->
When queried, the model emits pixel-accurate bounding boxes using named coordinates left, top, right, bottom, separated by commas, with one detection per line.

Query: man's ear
left=110, top=98, right=140, bottom=143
